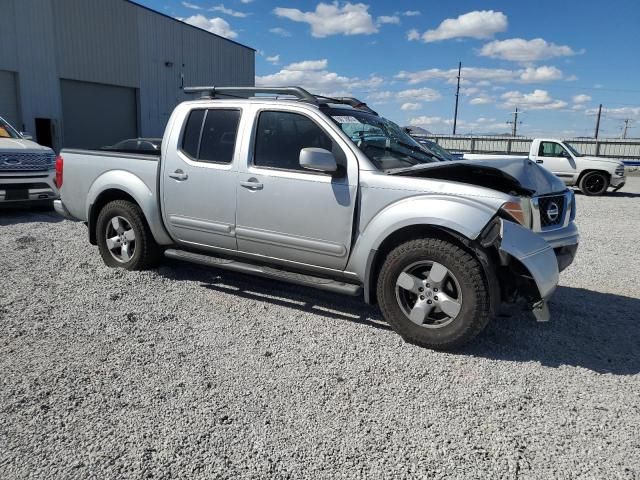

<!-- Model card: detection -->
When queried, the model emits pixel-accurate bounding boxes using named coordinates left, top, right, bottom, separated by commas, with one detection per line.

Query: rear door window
left=181, top=109, right=240, bottom=164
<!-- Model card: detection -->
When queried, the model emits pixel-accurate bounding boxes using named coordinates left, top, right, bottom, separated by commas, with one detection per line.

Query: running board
left=164, top=249, right=363, bottom=296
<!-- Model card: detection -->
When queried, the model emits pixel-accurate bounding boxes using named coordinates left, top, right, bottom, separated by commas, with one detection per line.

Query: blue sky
left=143, top=0, right=640, bottom=137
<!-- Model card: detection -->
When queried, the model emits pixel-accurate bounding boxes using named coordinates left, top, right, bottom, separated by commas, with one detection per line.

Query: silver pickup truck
left=55, top=87, right=579, bottom=350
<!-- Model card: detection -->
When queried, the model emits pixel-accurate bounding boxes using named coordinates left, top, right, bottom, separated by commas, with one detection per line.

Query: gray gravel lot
left=1, top=179, right=639, bottom=479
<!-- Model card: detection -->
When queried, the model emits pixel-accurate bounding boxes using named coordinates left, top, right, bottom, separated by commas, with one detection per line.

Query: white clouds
left=397, top=87, right=441, bottom=102
left=408, top=116, right=449, bottom=127
left=377, top=15, right=400, bottom=25
left=400, top=10, right=421, bottom=17
left=211, top=4, right=249, bottom=18
left=255, top=59, right=383, bottom=96
left=401, top=102, right=422, bottom=111
left=411, top=10, right=507, bottom=43
left=479, top=38, right=578, bottom=63
left=266, top=54, right=280, bottom=65
left=396, top=65, right=566, bottom=85
left=501, top=89, right=567, bottom=110
left=285, top=59, right=328, bottom=71
left=269, top=27, right=291, bottom=37
left=406, top=29, right=420, bottom=41
left=469, top=95, right=493, bottom=105
left=519, top=66, right=564, bottom=82
left=573, top=94, right=592, bottom=104
left=585, top=106, right=640, bottom=119
left=274, top=2, right=378, bottom=37
left=182, top=2, right=202, bottom=10
left=182, top=15, right=238, bottom=38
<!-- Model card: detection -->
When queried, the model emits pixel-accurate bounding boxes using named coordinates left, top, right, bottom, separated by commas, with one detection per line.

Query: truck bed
left=59, top=149, right=159, bottom=222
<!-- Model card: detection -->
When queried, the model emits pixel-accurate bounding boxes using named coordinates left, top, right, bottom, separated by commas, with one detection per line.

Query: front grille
left=0, top=152, right=56, bottom=172
left=538, top=194, right=566, bottom=228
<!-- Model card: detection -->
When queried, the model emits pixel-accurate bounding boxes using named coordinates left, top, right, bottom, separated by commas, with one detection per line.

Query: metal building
left=0, top=0, right=255, bottom=151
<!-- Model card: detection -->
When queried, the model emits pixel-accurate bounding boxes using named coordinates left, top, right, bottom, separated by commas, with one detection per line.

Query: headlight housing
left=500, top=199, right=532, bottom=228
left=615, top=164, right=625, bottom=177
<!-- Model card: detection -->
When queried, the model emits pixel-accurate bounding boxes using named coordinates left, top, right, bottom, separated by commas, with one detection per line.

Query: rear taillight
left=55, top=155, right=63, bottom=188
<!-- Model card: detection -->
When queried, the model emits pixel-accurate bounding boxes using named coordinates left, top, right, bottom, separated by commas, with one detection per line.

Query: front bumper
left=611, top=175, right=626, bottom=190
left=0, top=170, right=59, bottom=203
left=491, top=219, right=560, bottom=321
left=539, top=221, right=579, bottom=272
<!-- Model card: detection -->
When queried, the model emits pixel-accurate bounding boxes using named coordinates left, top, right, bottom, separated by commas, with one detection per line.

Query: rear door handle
left=240, top=178, right=263, bottom=190
left=169, top=169, right=188, bottom=180
left=536, top=159, right=544, bottom=164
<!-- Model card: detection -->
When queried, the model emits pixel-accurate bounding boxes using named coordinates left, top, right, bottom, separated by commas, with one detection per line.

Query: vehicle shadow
left=461, top=286, right=640, bottom=375
left=159, top=262, right=640, bottom=375
left=605, top=191, right=640, bottom=198
left=0, top=204, right=63, bottom=225
left=159, top=261, right=390, bottom=331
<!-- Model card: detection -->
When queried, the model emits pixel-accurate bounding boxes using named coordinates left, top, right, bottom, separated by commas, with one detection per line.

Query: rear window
left=181, top=109, right=240, bottom=164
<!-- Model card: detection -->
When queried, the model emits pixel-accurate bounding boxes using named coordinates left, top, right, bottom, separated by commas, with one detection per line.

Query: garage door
left=0, top=70, right=21, bottom=130
left=61, top=79, right=138, bottom=149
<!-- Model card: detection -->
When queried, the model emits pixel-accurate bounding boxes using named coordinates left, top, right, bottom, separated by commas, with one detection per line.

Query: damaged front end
left=479, top=216, right=559, bottom=322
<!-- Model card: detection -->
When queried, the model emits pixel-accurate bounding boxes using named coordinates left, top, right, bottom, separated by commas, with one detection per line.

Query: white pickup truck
left=464, top=138, right=626, bottom=196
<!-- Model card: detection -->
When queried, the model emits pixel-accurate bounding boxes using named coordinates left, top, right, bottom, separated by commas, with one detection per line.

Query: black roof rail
left=183, top=86, right=378, bottom=115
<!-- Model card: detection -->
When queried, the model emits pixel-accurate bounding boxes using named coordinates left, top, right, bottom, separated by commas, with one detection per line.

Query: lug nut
left=418, top=287, right=424, bottom=292
left=434, top=296, right=439, bottom=301
left=427, top=300, right=432, bottom=304
left=434, top=288, right=438, bottom=292
left=419, top=295, right=425, bottom=300
left=426, top=283, right=430, bottom=287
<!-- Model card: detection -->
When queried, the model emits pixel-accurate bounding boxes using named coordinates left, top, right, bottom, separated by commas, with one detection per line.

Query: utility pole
left=452, top=61, right=461, bottom=135
left=622, top=119, right=631, bottom=139
left=507, top=108, right=522, bottom=137
left=594, top=104, right=602, bottom=138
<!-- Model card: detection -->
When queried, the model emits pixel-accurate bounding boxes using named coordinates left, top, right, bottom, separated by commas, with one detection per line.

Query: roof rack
left=183, top=86, right=377, bottom=115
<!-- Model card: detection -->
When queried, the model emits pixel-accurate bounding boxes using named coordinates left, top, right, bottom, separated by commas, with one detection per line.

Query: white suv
left=0, top=116, right=58, bottom=204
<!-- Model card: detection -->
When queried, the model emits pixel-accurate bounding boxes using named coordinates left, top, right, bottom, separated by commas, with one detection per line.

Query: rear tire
left=579, top=171, right=609, bottom=196
left=96, top=200, right=161, bottom=270
left=376, top=238, right=491, bottom=350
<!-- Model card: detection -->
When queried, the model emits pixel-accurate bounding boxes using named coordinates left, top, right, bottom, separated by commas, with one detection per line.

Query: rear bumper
left=0, top=171, right=59, bottom=203
left=53, top=199, right=76, bottom=220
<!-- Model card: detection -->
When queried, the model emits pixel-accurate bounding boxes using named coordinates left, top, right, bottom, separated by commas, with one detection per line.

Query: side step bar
left=164, top=249, right=363, bottom=296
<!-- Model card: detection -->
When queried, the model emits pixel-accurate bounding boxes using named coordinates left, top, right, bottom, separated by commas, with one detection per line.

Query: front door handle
left=240, top=178, right=263, bottom=190
left=536, top=159, right=544, bottom=164
left=169, top=169, right=188, bottom=180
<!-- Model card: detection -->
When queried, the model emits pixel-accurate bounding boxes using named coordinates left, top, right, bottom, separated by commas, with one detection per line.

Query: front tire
left=579, top=171, right=609, bottom=196
left=96, top=200, right=160, bottom=270
left=377, top=238, right=491, bottom=350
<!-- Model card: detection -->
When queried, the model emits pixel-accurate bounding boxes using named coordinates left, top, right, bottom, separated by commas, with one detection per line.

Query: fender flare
left=86, top=170, right=172, bottom=245
left=347, top=195, right=499, bottom=301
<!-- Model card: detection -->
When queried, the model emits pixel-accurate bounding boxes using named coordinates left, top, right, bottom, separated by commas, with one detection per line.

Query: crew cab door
left=235, top=107, right=357, bottom=271
left=532, top=141, right=577, bottom=183
left=161, top=107, right=242, bottom=250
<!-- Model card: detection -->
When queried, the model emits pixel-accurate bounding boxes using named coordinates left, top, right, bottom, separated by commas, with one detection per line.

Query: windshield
left=419, top=140, right=455, bottom=161
left=0, top=117, right=21, bottom=139
left=328, top=109, right=440, bottom=170
left=564, top=142, right=584, bottom=157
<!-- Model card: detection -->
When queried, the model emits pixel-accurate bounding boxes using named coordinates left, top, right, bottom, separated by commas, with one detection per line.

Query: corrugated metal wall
left=0, top=0, right=255, bottom=149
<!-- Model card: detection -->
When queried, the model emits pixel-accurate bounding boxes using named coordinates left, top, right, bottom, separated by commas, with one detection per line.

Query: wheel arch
left=86, top=171, right=172, bottom=246
left=577, top=168, right=610, bottom=184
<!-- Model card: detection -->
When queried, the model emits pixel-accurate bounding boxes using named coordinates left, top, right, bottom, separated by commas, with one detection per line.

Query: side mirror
left=560, top=150, right=571, bottom=158
left=299, top=147, right=337, bottom=173
left=21, top=132, right=33, bottom=140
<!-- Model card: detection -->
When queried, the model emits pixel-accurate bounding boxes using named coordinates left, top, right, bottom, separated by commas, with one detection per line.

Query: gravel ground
left=1, top=179, right=639, bottom=479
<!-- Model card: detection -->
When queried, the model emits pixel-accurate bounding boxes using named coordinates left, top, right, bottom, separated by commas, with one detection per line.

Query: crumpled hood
left=0, top=137, right=53, bottom=153
left=390, top=157, right=566, bottom=196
